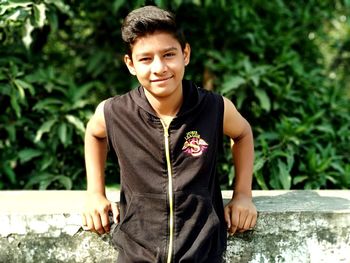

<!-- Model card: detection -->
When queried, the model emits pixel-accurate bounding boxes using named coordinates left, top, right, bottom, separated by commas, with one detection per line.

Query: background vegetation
left=1, top=0, right=349, bottom=190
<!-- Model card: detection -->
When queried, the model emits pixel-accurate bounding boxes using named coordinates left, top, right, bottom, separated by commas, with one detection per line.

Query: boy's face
left=124, top=31, right=190, bottom=100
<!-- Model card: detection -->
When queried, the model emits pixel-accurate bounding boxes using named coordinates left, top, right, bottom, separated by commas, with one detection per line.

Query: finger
left=224, top=206, right=232, bottom=229
left=238, top=210, right=249, bottom=231
left=241, top=210, right=258, bottom=232
left=100, top=210, right=110, bottom=233
left=92, top=212, right=104, bottom=235
left=85, top=214, right=95, bottom=232
left=250, top=212, right=257, bottom=229
left=241, top=214, right=253, bottom=232
left=111, top=202, right=120, bottom=224
left=230, top=209, right=239, bottom=235
left=81, top=214, right=87, bottom=228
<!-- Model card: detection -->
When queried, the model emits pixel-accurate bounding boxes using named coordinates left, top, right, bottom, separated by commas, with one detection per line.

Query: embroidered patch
left=182, top=131, right=208, bottom=157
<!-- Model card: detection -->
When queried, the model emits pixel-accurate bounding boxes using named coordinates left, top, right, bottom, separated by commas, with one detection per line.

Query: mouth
left=150, top=76, right=173, bottom=82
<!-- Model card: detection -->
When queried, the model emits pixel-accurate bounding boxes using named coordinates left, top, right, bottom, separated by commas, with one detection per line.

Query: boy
left=82, top=5, right=257, bottom=263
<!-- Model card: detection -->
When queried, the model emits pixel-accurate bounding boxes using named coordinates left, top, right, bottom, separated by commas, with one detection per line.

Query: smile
left=150, top=76, right=173, bottom=82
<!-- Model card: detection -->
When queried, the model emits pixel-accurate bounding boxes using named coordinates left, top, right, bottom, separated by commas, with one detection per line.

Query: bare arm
left=85, top=101, right=108, bottom=194
left=82, top=100, right=119, bottom=234
left=222, top=96, right=257, bottom=235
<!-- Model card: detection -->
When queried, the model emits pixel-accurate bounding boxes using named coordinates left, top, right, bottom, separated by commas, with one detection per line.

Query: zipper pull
left=160, top=120, right=170, bottom=137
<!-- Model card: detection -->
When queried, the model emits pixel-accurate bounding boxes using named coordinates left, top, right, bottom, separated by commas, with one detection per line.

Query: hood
left=129, top=80, right=205, bottom=122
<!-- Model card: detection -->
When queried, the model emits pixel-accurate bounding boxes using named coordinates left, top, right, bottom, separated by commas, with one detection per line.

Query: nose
left=151, top=56, right=167, bottom=74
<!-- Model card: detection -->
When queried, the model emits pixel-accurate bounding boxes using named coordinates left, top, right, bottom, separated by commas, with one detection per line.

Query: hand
left=224, top=193, right=257, bottom=236
left=81, top=192, right=119, bottom=235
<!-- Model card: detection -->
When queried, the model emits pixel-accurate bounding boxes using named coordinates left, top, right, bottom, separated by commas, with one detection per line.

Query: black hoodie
left=104, top=80, right=227, bottom=263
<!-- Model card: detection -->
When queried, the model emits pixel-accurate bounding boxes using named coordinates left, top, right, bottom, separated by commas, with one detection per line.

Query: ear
left=183, top=43, right=191, bottom=66
left=124, top=54, right=136, bottom=75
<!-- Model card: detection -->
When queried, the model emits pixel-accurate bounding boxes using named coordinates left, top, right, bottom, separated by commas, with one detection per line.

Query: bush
left=0, top=0, right=349, bottom=190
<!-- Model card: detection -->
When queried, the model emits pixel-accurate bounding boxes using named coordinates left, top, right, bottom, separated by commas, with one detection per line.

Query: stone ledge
left=1, top=190, right=350, bottom=262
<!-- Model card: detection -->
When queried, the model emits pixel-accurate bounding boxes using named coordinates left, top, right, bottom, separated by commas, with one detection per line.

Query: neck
left=144, top=87, right=183, bottom=123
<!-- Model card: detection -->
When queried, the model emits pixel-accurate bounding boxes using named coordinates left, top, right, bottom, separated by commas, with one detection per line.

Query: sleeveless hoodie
left=104, top=80, right=227, bottom=263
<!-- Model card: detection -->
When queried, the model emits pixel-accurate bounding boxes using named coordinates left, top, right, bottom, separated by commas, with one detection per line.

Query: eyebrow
left=135, top=47, right=178, bottom=58
left=163, top=47, right=178, bottom=52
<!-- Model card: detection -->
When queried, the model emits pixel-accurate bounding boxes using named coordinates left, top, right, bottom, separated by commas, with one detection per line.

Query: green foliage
left=0, top=1, right=94, bottom=189
left=1, top=0, right=349, bottom=190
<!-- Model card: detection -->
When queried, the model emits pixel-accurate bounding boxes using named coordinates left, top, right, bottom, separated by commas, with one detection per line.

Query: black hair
left=121, top=5, right=186, bottom=56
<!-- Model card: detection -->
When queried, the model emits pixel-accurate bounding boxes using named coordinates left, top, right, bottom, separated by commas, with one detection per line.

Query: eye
left=164, top=52, right=176, bottom=58
left=139, top=57, right=151, bottom=62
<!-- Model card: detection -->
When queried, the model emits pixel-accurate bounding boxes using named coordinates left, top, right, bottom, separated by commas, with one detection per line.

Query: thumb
left=110, top=202, right=120, bottom=224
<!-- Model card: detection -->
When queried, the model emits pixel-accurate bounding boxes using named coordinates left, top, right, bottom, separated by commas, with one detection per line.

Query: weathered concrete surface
left=0, top=191, right=118, bottom=263
left=223, top=191, right=350, bottom=263
left=0, top=190, right=350, bottom=263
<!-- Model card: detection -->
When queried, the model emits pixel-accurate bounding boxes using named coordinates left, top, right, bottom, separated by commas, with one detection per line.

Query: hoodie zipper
left=160, top=120, right=174, bottom=263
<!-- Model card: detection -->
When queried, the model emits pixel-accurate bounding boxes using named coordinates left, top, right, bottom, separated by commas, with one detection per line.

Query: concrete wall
left=1, top=190, right=349, bottom=263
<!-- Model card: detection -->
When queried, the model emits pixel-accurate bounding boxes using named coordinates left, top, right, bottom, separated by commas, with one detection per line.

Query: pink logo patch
left=182, top=131, right=208, bottom=157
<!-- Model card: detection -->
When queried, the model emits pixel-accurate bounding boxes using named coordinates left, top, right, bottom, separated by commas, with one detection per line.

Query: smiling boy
left=82, top=5, right=257, bottom=263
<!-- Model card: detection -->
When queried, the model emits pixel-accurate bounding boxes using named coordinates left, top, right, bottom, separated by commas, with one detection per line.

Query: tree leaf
left=33, top=98, right=62, bottom=111
left=40, top=155, right=54, bottom=171
left=57, top=175, right=73, bottom=190
left=14, top=79, right=35, bottom=96
left=34, top=119, right=57, bottom=142
left=253, top=157, right=265, bottom=173
left=221, top=76, right=246, bottom=95
left=13, top=79, right=25, bottom=100
left=24, top=173, right=52, bottom=189
left=278, top=160, right=291, bottom=189
left=3, top=162, right=16, bottom=184
left=22, top=18, right=34, bottom=49
left=255, top=172, right=269, bottom=190
left=33, top=3, right=46, bottom=28
left=58, top=122, right=67, bottom=145
left=66, top=115, right=85, bottom=133
left=251, top=74, right=260, bottom=86
left=293, top=175, right=308, bottom=185
left=255, top=89, right=271, bottom=112
left=10, top=96, right=21, bottom=118
left=0, top=2, right=32, bottom=17
left=18, top=148, right=42, bottom=163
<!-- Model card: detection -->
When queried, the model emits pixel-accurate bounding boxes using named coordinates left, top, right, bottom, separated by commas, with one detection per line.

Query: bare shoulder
left=86, top=100, right=107, bottom=138
left=222, top=96, right=251, bottom=139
